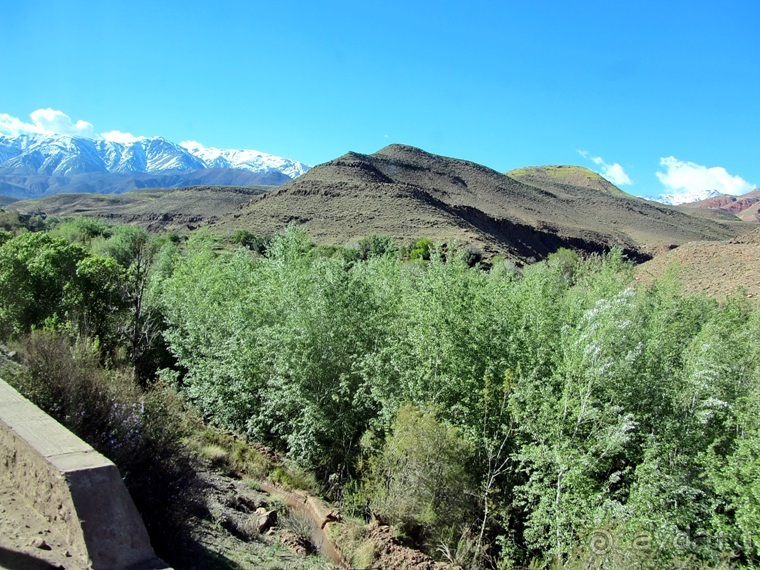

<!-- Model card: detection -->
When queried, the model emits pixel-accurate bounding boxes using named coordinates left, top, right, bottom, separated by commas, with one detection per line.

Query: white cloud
left=0, top=108, right=98, bottom=138
left=180, top=140, right=205, bottom=152
left=101, top=130, right=144, bottom=144
left=578, top=150, right=633, bottom=186
left=0, top=113, right=41, bottom=135
left=602, top=163, right=632, bottom=186
left=30, top=108, right=95, bottom=137
left=656, top=156, right=754, bottom=197
left=0, top=109, right=150, bottom=144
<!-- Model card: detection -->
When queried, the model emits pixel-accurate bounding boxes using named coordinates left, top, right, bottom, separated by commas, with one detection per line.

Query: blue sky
left=1, top=0, right=758, bottom=199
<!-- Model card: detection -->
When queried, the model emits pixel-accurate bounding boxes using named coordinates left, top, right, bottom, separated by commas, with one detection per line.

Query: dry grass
left=186, top=426, right=274, bottom=478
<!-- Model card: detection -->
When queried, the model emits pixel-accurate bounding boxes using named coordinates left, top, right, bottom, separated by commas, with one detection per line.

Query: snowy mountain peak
left=650, top=188, right=725, bottom=206
left=0, top=133, right=310, bottom=180
left=180, top=141, right=310, bottom=180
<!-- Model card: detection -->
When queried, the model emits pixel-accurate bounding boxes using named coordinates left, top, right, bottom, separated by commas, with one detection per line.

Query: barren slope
left=213, top=145, right=736, bottom=261
left=636, top=227, right=760, bottom=299
left=677, top=188, right=760, bottom=223
left=11, top=185, right=273, bottom=231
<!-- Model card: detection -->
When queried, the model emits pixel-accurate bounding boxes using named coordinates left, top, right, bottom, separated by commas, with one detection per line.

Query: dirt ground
left=0, top=478, right=74, bottom=569
left=182, top=468, right=337, bottom=570
left=636, top=228, right=760, bottom=300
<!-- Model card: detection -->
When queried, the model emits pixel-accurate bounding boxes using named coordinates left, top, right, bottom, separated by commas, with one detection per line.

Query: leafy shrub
left=363, top=405, right=476, bottom=542
left=49, top=217, right=112, bottom=245
left=230, top=229, right=271, bottom=254
left=408, top=237, right=433, bottom=260
left=356, top=234, right=398, bottom=260
left=9, top=330, right=198, bottom=562
left=546, top=247, right=580, bottom=283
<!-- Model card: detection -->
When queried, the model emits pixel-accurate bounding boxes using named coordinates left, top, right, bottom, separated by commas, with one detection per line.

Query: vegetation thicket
left=159, top=227, right=759, bottom=567
left=0, top=217, right=758, bottom=569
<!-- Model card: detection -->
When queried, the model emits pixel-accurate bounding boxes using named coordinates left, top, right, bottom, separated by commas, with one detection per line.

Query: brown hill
left=677, top=189, right=760, bottom=223
left=737, top=200, right=760, bottom=222
left=11, top=185, right=272, bottom=231
left=212, top=144, right=736, bottom=262
left=636, top=227, right=760, bottom=299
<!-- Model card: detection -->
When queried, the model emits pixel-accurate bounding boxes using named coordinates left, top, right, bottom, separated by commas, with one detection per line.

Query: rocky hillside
left=677, top=188, right=760, bottom=223
left=212, top=144, right=736, bottom=262
left=636, top=226, right=760, bottom=299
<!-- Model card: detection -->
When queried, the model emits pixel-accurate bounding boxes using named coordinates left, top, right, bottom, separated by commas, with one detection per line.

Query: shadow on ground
left=0, top=546, right=60, bottom=570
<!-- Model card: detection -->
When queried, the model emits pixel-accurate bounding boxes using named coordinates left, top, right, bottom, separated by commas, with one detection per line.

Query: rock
left=234, top=494, right=258, bottom=512
left=321, top=510, right=341, bottom=529
left=29, top=537, right=52, bottom=550
left=278, top=529, right=312, bottom=556
left=257, top=509, right=277, bottom=533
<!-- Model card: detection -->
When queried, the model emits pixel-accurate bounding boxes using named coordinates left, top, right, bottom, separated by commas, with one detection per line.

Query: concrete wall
left=0, top=378, right=168, bottom=569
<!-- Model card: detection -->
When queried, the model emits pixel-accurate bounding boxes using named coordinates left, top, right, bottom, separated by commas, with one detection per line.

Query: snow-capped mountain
left=0, top=133, right=310, bottom=179
left=650, top=188, right=725, bottom=206
left=180, top=141, right=310, bottom=179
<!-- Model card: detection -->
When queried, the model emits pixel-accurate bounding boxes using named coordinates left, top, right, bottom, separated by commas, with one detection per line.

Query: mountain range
left=209, top=144, right=737, bottom=262
left=652, top=188, right=724, bottom=206
left=0, top=133, right=310, bottom=199
left=11, top=143, right=753, bottom=264
left=677, top=189, right=760, bottom=223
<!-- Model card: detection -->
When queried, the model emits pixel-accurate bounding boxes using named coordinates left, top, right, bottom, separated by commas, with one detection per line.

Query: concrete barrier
left=0, top=378, right=169, bottom=569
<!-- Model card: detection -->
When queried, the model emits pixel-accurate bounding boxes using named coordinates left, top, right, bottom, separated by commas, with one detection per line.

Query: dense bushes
left=1, top=219, right=758, bottom=567
left=0, top=222, right=177, bottom=382
left=0, top=232, right=122, bottom=339
left=159, top=228, right=760, bottom=567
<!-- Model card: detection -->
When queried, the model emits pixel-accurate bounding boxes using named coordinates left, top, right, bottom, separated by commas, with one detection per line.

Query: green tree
left=97, top=225, right=174, bottom=381
left=0, top=232, right=86, bottom=337
left=65, top=254, right=126, bottom=348
left=364, top=405, right=476, bottom=540
left=356, top=234, right=398, bottom=260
